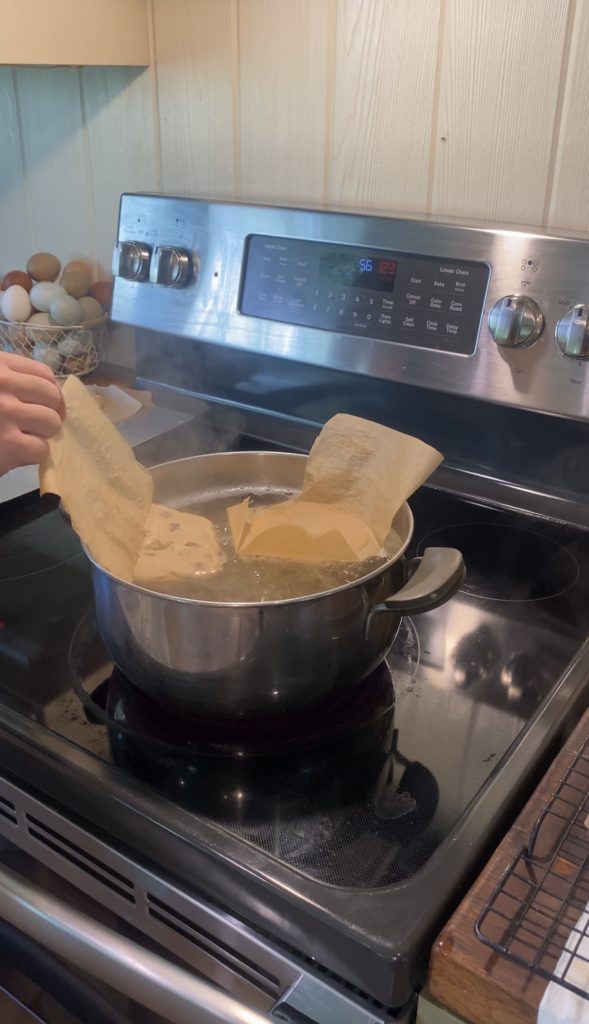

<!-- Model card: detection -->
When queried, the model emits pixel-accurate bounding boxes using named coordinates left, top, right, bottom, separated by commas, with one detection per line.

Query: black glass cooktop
left=0, top=484, right=588, bottom=895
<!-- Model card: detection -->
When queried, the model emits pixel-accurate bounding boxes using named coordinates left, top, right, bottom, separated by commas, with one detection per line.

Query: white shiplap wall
left=0, top=0, right=588, bottom=331
left=0, top=65, right=156, bottom=279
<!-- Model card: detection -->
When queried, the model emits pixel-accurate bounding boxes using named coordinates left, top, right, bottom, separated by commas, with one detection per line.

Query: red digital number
left=378, top=260, right=396, bottom=276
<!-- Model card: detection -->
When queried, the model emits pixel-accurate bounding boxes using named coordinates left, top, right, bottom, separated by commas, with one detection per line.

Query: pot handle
left=367, top=547, right=464, bottom=628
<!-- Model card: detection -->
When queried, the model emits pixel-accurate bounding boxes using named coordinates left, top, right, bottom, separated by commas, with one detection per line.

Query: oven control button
left=555, top=305, right=589, bottom=359
left=488, top=294, right=544, bottom=348
left=149, top=246, right=193, bottom=288
left=112, top=241, right=152, bottom=281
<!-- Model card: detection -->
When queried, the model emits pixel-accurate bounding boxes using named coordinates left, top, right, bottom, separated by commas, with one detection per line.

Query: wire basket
left=475, top=735, right=589, bottom=1001
left=0, top=316, right=108, bottom=378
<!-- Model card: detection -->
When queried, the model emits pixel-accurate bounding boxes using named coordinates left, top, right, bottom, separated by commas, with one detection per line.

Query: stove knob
left=555, top=305, right=589, bottom=358
left=112, top=241, right=151, bottom=282
left=149, top=246, right=193, bottom=288
left=488, top=294, right=544, bottom=348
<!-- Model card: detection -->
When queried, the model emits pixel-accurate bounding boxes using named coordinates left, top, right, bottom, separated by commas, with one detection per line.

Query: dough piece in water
left=134, top=504, right=224, bottom=591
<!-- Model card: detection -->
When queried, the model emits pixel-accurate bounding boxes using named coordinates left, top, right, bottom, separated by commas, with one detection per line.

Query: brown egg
left=27, top=252, right=61, bottom=282
left=2, top=270, right=33, bottom=293
left=61, top=268, right=91, bottom=299
left=78, top=296, right=104, bottom=322
left=89, top=280, right=113, bottom=311
left=63, top=259, right=92, bottom=277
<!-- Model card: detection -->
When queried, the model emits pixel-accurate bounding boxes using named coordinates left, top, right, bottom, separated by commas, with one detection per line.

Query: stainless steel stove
left=1, top=195, right=589, bottom=1024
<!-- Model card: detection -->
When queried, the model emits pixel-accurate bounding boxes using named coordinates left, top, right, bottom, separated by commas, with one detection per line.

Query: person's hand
left=0, top=352, right=65, bottom=476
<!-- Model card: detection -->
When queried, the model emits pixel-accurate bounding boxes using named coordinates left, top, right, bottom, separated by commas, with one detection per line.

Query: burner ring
left=69, top=613, right=421, bottom=758
left=418, top=522, right=580, bottom=603
left=0, top=502, right=82, bottom=581
left=0, top=551, right=82, bottom=582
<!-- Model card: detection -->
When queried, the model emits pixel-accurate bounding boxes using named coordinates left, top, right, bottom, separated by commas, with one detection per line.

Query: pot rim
left=83, top=450, right=414, bottom=609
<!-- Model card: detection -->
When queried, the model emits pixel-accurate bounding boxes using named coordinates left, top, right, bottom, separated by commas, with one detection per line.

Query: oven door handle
left=0, top=863, right=272, bottom=1024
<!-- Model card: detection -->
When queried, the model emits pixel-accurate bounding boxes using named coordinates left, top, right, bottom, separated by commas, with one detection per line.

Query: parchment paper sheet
left=228, top=414, right=442, bottom=562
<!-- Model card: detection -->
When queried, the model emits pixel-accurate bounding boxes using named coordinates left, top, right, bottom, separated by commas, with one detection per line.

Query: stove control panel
left=112, top=241, right=194, bottom=288
left=488, top=294, right=544, bottom=348
left=239, top=235, right=489, bottom=356
left=112, top=193, right=589, bottom=421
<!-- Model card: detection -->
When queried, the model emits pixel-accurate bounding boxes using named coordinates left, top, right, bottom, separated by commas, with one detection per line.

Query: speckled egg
left=27, top=252, right=61, bottom=282
left=78, top=296, right=103, bottom=322
left=49, top=294, right=83, bottom=327
left=2, top=285, right=32, bottom=323
left=61, top=268, right=91, bottom=299
left=30, top=281, right=66, bottom=312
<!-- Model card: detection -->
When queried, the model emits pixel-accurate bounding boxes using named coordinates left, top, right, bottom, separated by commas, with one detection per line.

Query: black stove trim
left=136, top=379, right=589, bottom=531
left=0, top=640, right=586, bottom=1009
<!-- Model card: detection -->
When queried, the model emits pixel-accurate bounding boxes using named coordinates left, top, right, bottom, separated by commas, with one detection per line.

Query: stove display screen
left=239, top=234, right=490, bottom=355
left=318, top=252, right=397, bottom=292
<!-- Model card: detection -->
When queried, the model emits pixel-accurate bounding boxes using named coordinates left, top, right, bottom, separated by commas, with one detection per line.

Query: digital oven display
left=239, top=234, right=490, bottom=356
left=319, top=252, right=397, bottom=292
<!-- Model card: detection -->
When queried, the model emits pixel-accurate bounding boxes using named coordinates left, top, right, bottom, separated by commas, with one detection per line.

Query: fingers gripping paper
left=40, top=377, right=222, bottom=584
left=228, top=414, right=442, bottom=563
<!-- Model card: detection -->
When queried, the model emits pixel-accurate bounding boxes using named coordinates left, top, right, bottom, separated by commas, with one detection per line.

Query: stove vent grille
left=0, top=792, right=17, bottom=825
left=25, top=813, right=136, bottom=904
left=0, top=775, right=290, bottom=1010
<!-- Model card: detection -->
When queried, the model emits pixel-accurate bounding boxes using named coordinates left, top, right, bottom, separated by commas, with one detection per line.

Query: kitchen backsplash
left=0, top=0, right=586, bottom=364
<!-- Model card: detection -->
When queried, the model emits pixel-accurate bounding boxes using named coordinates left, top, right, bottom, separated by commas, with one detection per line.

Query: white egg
left=30, top=281, right=66, bottom=312
left=49, top=295, right=83, bottom=327
left=32, top=342, right=62, bottom=372
left=25, top=311, right=60, bottom=343
left=2, top=284, right=32, bottom=323
left=57, top=335, right=86, bottom=358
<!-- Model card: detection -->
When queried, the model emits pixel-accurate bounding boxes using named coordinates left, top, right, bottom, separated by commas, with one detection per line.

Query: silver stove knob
left=488, top=294, right=544, bottom=348
left=149, top=246, right=193, bottom=288
left=555, top=305, right=589, bottom=359
left=112, top=241, right=151, bottom=282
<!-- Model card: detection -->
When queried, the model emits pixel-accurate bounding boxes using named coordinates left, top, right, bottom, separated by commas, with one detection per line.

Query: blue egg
left=30, top=281, right=66, bottom=312
left=49, top=294, right=83, bottom=327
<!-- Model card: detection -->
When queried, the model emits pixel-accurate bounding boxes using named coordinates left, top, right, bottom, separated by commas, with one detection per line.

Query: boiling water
left=151, top=491, right=390, bottom=602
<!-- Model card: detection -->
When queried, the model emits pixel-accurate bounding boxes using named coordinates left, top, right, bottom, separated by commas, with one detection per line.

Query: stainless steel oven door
left=0, top=779, right=400, bottom=1024
left=0, top=915, right=131, bottom=1024
left=0, top=843, right=272, bottom=1024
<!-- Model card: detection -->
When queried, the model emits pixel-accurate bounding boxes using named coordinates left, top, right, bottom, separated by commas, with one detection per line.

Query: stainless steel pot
left=86, top=452, right=464, bottom=717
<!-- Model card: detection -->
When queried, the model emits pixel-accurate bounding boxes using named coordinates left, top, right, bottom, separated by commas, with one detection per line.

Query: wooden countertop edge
left=426, top=705, right=589, bottom=1024
left=428, top=946, right=540, bottom=1024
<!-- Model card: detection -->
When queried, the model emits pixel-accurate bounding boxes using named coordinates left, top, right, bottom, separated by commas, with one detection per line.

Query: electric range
left=1, top=195, right=589, bottom=1024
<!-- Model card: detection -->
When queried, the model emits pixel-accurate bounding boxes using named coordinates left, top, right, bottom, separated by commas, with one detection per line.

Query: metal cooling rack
left=475, top=735, right=589, bottom=1000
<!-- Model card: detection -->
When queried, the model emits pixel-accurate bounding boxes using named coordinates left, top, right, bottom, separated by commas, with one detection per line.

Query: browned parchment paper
left=40, top=376, right=222, bottom=583
left=228, top=413, right=442, bottom=562
left=40, top=376, right=153, bottom=580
